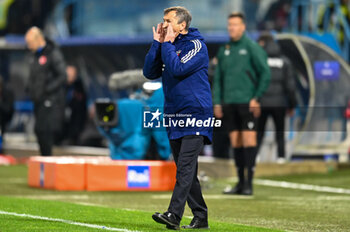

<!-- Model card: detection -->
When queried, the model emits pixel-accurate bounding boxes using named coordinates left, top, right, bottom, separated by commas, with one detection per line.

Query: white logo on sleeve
left=180, top=40, right=202, bottom=63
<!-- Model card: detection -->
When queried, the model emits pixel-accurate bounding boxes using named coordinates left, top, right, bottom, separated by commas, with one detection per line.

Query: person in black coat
left=0, top=77, right=14, bottom=153
left=25, top=27, right=66, bottom=156
left=257, top=33, right=297, bottom=163
left=63, top=65, right=87, bottom=145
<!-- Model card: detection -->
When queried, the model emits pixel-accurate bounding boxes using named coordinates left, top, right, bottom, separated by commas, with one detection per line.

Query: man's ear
left=180, top=21, right=187, bottom=31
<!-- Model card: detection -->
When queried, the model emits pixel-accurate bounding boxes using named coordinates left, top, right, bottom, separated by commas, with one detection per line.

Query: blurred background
left=1, top=2, right=350, bottom=231
left=0, top=0, right=350, bottom=163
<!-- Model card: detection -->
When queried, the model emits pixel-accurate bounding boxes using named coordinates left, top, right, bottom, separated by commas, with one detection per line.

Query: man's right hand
left=214, top=105, right=223, bottom=118
left=249, top=98, right=261, bottom=118
left=153, top=23, right=165, bottom=43
left=287, top=108, right=295, bottom=117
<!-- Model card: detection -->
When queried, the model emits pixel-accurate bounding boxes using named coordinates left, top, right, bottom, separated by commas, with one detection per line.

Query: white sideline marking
left=0, top=177, right=26, bottom=183
left=255, top=179, right=350, bottom=194
left=74, top=202, right=106, bottom=207
left=152, top=194, right=253, bottom=200
left=317, top=196, right=350, bottom=200
left=0, top=210, right=139, bottom=232
left=15, top=194, right=90, bottom=200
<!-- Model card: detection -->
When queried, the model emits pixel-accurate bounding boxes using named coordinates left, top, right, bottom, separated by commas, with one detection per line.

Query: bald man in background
left=25, top=27, right=66, bottom=156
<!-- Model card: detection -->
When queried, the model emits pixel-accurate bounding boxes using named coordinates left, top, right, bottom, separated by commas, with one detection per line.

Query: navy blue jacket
left=143, top=28, right=213, bottom=144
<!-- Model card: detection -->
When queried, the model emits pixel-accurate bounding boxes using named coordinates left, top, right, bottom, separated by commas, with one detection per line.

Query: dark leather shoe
left=152, top=211, right=180, bottom=230
left=182, top=216, right=209, bottom=229
left=166, top=224, right=180, bottom=230
left=223, top=183, right=244, bottom=194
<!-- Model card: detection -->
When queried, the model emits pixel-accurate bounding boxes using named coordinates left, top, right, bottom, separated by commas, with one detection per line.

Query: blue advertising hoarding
left=314, top=61, right=340, bottom=81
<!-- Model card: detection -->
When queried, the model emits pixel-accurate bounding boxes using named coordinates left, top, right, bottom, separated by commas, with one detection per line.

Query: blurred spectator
left=317, top=0, right=350, bottom=46
left=243, top=0, right=259, bottom=29
left=62, top=65, right=87, bottom=145
left=79, top=103, right=105, bottom=147
left=0, top=0, right=14, bottom=35
left=213, top=12, right=270, bottom=195
left=6, top=0, right=32, bottom=34
left=0, top=76, right=14, bottom=153
left=256, top=33, right=297, bottom=163
left=25, top=26, right=66, bottom=156
left=259, top=0, right=291, bottom=31
left=1, top=0, right=57, bottom=35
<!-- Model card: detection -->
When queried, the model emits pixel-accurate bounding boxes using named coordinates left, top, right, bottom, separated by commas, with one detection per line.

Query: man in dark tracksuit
left=64, top=65, right=87, bottom=145
left=25, top=27, right=66, bottom=156
left=143, top=6, right=212, bottom=230
left=213, top=13, right=270, bottom=195
left=0, top=77, right=14, bottom=153
left=257, top=33, right=297, bottom=163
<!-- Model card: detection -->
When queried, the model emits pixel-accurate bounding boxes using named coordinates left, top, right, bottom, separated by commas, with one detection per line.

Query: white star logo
left=150, top=109, right=162, bottom=121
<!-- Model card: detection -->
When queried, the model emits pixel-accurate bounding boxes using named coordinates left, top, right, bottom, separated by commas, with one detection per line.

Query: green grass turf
left=0, top=165, right=350, bottom=231
left=0, top=196, right=282, bottom=232
left=263, top=168, right=350, bottom=188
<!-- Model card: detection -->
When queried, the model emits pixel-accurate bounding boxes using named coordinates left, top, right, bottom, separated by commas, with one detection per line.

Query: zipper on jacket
left=220, top=71, right=224, bottom=102
left=246, top=70, right=257, bottom=87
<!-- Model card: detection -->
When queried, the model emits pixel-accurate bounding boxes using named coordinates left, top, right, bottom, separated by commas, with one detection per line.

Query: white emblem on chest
left=239, top=49, right=247, bottom=55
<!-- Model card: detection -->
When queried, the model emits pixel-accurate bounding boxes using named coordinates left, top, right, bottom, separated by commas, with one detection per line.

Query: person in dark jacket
left=25, top=26, right=66, bottom=156
left=257, top=33, right=297, bottom=163
left=0, top=76, right=14, bottom=153
left=63, top=65, right=87, bottom=145
left=213, top=12, right=270, bottom=195
left=143, top=6, right=212, bottom=230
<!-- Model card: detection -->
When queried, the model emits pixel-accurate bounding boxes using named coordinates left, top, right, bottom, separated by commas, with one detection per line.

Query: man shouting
left=143, top=6, right=212, bottom=230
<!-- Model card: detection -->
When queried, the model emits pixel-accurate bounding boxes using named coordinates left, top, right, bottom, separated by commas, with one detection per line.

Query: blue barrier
left=5, top=31, right=261, bottom=47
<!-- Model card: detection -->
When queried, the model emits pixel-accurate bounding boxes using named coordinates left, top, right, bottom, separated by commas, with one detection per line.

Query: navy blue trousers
left=168, top=135, right=208, bottom=220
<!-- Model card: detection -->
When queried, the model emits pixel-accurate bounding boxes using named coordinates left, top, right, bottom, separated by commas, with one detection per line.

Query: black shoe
left=166, top=224, right=180, bottom=230
left=182, top=216, right=209, bottom=229
left=152, top=211, right=180, bottom=230
left=241, top=183, right=253, bottom=195
left=223, top=183, right=244, bottom=194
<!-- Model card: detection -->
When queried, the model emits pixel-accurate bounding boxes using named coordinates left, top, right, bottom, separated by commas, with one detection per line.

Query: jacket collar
left=230, top=33, right=246, bottom=45
left=175, top=28, right=203, bottom=43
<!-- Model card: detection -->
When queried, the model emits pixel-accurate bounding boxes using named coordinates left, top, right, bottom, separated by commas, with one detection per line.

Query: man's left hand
left=164, top=24, right=176, bottom=43
left=249, top=98, right=260, bottom=118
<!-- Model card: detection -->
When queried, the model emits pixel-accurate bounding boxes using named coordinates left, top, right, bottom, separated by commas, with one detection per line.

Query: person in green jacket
left=213, top=12, right=270, bottom=195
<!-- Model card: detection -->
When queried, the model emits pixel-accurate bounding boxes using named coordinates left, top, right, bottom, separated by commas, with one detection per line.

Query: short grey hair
left=164, top=6, right=192, bottom=30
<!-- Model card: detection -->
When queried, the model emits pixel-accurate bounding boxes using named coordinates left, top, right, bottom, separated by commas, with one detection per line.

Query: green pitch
left=0, top=165, right=350, bottom=231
